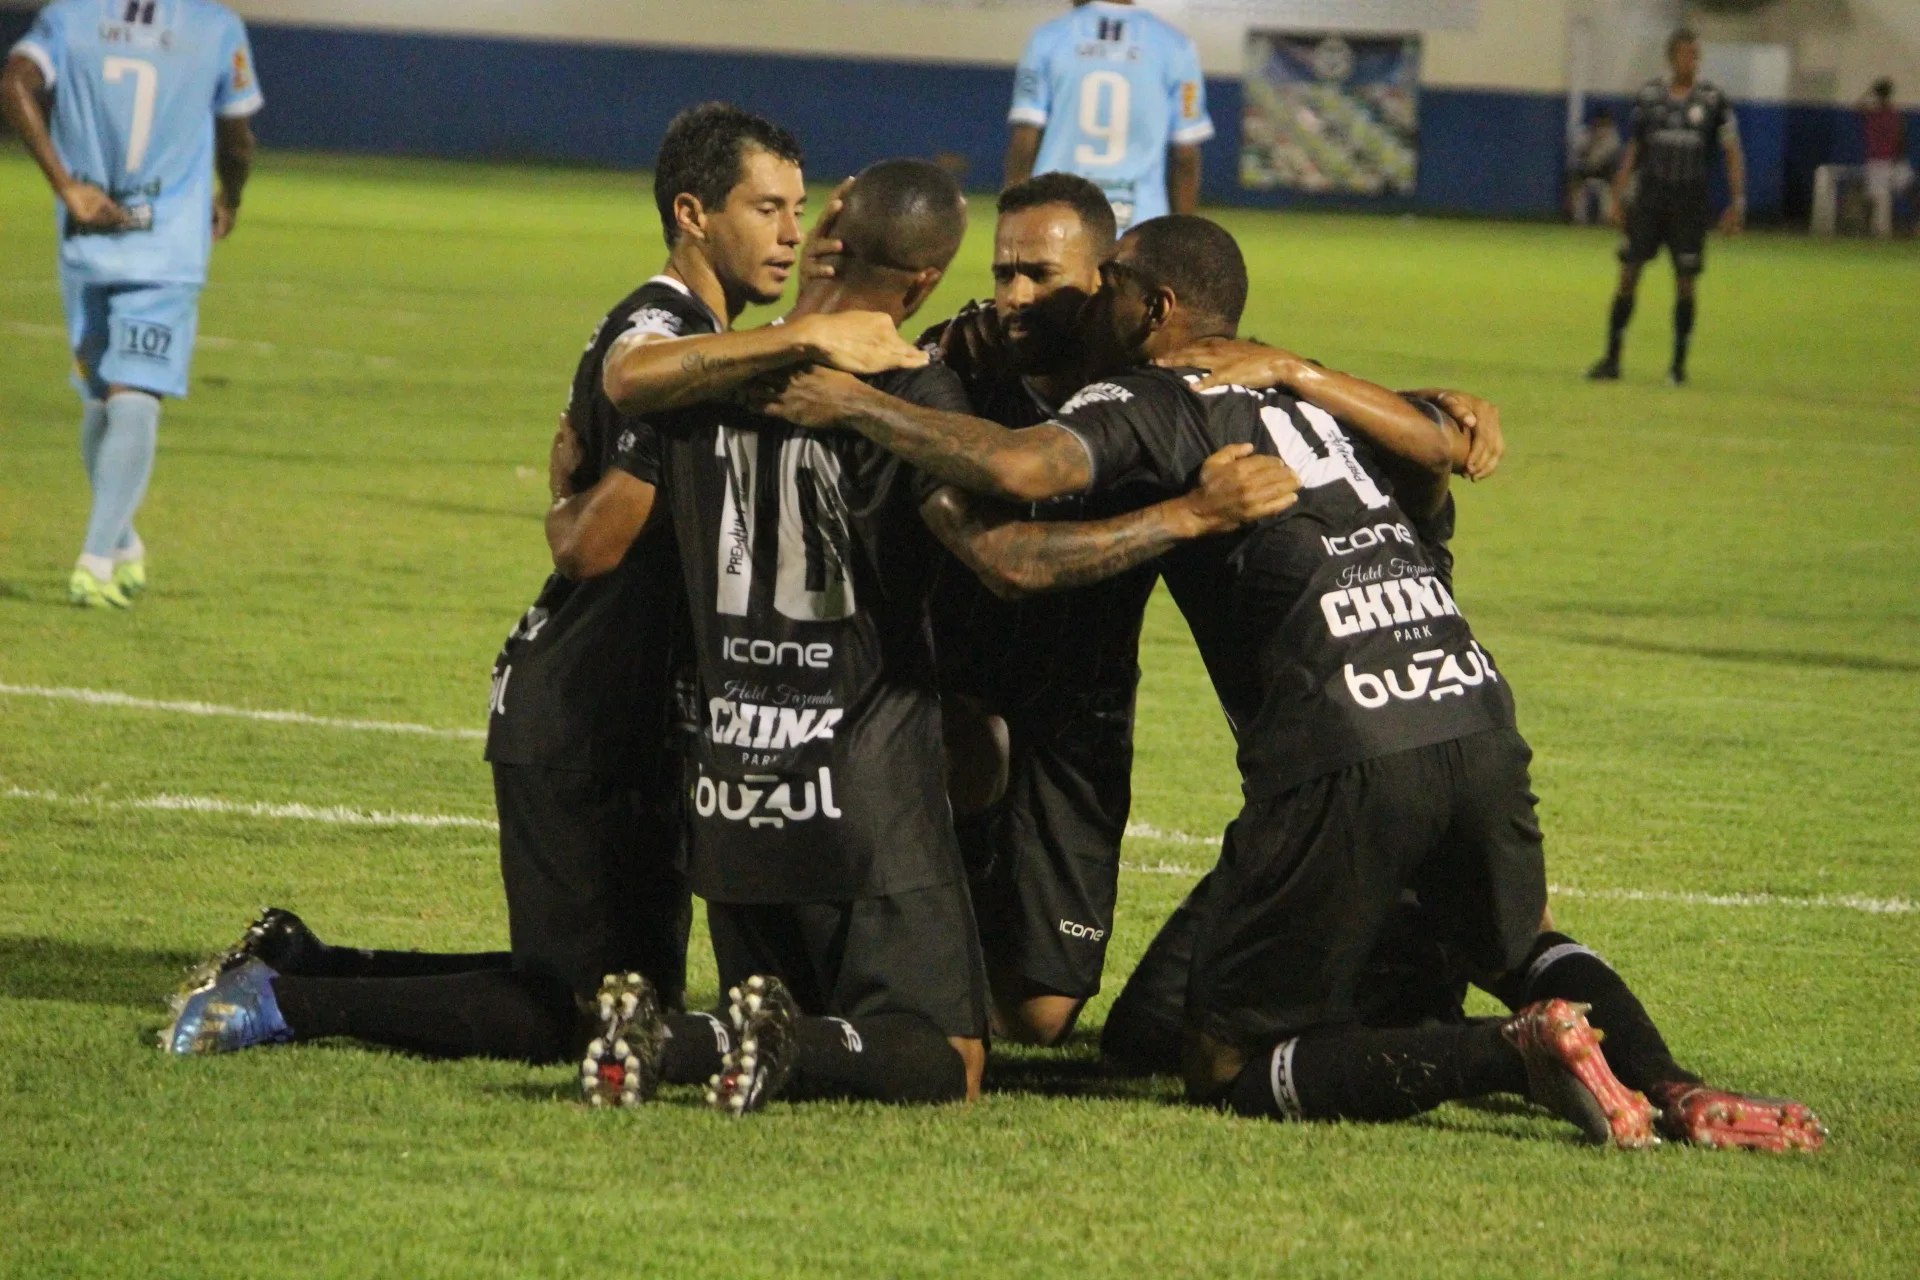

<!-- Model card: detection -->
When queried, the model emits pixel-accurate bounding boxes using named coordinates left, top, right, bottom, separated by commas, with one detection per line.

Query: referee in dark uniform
left=1588, top=28, right=1747, bottom=386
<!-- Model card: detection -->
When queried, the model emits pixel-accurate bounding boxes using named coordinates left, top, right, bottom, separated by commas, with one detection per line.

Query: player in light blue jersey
left=1005, top=0, right=1213, bottom=230
left=3, top=0, right=262, bottom=608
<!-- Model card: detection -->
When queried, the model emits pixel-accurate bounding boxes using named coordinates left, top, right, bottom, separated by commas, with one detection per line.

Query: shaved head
left=836, top=158, right=969, bottom=280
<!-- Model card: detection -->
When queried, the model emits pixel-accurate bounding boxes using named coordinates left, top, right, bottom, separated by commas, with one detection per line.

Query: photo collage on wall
left=1241, top=32, right=1421, bottom=196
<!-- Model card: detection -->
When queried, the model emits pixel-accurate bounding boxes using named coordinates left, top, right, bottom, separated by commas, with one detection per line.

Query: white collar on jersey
left=646, top=273, right=725, bottom=333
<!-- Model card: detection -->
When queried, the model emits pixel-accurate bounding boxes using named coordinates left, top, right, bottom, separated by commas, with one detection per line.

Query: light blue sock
left=82, top=391, right=160, bottom=560
left=79, top=399, right=108, bottom=482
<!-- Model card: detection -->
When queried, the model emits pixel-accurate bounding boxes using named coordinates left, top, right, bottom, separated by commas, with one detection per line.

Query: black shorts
left=493, top=762, right=692, bottom=1008
left=1620, top=191, right=1711, bottom=276
left=966, top=690, right=1136, bottom=1000
left=707, top=880, right=990, bottom=1040
left=1187, top=727, right=1547, bottom=1055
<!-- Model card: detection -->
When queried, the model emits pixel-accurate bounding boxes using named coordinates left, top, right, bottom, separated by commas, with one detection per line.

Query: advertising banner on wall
left=1240, top=32, right=1420, bottom=196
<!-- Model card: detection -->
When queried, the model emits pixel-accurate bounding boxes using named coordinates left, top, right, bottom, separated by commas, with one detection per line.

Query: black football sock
left=1672, top=297, right=1696, bottom=372
left=782, top=1013, right=968, bottom=1105
left=1605, top=294, right=1636, bottom=362
left=660, top=1011, right=733, bottom=1085
left=1227, top=1022, right=1525, bottom=1122
left=271, top=969, right=575, bottom=1063
left=284, top=945, right=513, bottom=980
left=1489, top=932, right=1699, bottom=1095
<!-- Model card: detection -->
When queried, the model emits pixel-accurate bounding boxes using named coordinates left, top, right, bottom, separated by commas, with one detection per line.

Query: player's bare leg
left=1589, top=262, right=1642, bottom=380
left=949, top=1035, right=986, bottom=1102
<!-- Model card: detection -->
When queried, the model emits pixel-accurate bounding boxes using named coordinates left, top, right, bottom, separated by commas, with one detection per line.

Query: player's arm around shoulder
left=602, top=311, right=926, bottom=417
left=759, top=365, right=1092, bottom=504
left=919, top=443, right=1297, bottom=600
left=544, top=410, right=660, bottom=580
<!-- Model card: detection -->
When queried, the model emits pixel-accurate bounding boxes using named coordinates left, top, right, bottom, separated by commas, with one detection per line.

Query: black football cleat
left=580, top=972, right=669, bottom=1108
left=1667, top=364, right=1688, bottom=386
left=706, top=975, right=800, bottom=1117
left=174, top=907, right=328, bottom=1008
left=1586, top=357, right=1622, bottom=381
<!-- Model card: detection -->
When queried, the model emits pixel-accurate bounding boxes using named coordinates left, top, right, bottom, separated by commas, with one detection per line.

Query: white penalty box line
left=1, top=786, right=1910, bottom=917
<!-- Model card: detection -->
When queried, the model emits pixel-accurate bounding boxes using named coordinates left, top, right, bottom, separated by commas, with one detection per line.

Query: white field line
left=2, top=787, right=496, bottom=831
left=0, top=682, right=485, bottom=741
left=2, top=785, right=1908, bottom=916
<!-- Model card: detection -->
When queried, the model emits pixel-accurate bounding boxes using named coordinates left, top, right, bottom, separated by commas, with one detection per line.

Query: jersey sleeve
left=1166, top=35, right=1215, bottom=146
left=1716, top=95, right=1741, bottom=147
left=1047, top=376, right=1187, bottom=496
left=1629, top=88, right=1656, bottom=150
left=9, top=8, right=65, bottom=90
left=1008, top=26, right=1054, bottom=129
left=214, top=15, right=265, bottom=118
left=607, top=419, right=663, bottom=487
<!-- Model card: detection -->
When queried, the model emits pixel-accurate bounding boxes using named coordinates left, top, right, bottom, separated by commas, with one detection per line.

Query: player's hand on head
left=800, top=177, right=855, bottom=282
left=548, top=409, right=584, bottom=504
left=930, top=300, right=1010, bottom=385
left=1183, top=443, right=1300, bottom=533
left=60, top=180, right=131, bottom=231
left=1432, top=390, right=1504, bottom=481
left=800, top=311, right=929, bottom=375
left=759, top=365, right=868, bottom=429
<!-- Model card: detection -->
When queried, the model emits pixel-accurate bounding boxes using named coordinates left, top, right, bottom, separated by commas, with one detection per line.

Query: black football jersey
left=926, top=366, right=1162, bottom=717
left=483, top=276, right=718, bottom=774
left=1630, top=78, right=1735, bottom=193
left=659, top=362, right=973, bottom=903
left=1049, top=367, right=1515, bottom=796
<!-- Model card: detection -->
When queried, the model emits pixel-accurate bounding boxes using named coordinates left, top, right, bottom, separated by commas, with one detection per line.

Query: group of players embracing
left=166, top=103, right=1823, bottom=1154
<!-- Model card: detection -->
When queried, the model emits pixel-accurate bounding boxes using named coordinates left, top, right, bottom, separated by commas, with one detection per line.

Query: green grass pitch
left=1, top=150, right=1917, bottom=1278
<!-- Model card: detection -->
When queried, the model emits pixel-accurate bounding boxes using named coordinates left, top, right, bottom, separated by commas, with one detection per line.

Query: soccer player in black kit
left=767, top=215, right=1826, bottom=1151
left=1588, top=27, right=1748, bottom=385
left=162, top=104, right=922, bottom=1070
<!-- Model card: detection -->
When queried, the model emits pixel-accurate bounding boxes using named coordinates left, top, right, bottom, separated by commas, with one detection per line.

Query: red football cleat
left=1650, top=1083, right=1828, bottom=1153
left=1504, top=998, right=1659, bottom=1149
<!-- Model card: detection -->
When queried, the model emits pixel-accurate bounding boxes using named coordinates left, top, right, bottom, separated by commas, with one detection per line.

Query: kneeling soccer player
left=762, top=213, right=1826, bottom=1148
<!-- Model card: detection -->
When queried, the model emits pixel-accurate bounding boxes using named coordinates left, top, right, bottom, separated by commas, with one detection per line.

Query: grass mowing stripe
left=4, top=785, right=1910, bottom=916
left=0, top=681, right=486, bottom=740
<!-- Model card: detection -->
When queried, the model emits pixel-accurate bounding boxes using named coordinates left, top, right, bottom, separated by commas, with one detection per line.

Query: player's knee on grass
left=995, top=991, right=1084, bottom=1048
left=1182, top=1030, right=1248, bottom=1104
left=786, top=1012, right=974, bottom=1104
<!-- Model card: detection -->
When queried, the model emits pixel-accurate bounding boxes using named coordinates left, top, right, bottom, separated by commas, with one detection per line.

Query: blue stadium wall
left=4, top=13, right=1909, bottom=220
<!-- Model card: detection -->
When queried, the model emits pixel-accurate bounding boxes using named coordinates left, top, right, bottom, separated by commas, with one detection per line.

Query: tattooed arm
left=602, top=310, right=925, bottom=416
left=761, top=366, right=1093, bottom=502
left=920, top=445, right=1300, bottom=599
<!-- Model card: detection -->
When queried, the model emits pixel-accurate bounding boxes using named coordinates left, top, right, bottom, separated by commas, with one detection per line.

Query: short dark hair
left=653, top=103, right=804, bottom=245
left=837, top=158, right=969, bottom=278
left=1120, top=215, right=1248, bottom=331
left=1667, top=27, right=1698, bottom=58
left=1873, top=77, right=1895, bottom=99
left=996, top=172, right=1117, bottom=255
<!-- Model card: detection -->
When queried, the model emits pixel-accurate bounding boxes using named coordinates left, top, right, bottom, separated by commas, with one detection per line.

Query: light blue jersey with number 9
left=1009, top=0, right=1213, bottom=229
left=11, top=0, right=264, bottom=285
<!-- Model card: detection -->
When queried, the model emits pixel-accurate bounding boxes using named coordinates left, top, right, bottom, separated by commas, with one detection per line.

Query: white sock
left=76, top=553, right=115, bottom=584
left=114, top=531, right=145, bottom=565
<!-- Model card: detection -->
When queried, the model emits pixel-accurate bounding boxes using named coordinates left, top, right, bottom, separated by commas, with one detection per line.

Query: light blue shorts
left=62, top=277, right=202, bottom=400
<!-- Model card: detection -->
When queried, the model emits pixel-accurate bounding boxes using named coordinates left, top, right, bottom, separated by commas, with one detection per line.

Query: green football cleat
left=113, top=559, right=147, bottom=597
left=69, top=568, right=131, bottom=610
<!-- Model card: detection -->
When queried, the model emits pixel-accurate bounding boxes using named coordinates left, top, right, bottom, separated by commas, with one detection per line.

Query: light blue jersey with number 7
left=1009, top=0, right=1213, bottom=229
left=11, top=0, right=264, bottom=286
